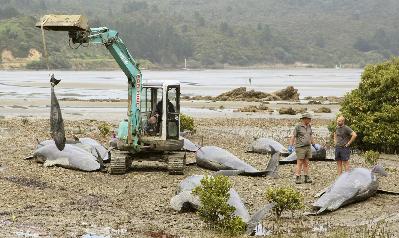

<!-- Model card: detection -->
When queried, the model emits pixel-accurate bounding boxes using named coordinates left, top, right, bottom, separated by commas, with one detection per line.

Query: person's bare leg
left=337, top=160, right=343, bottom=175
left=295, top=159, right=303, bottom=176
left=343, top=160, right=350, bottom=172
left=303, top=158, right=312, bottom=183
left=295, top=159, right=303, bottom=183
left=303, top=159, right=309, bottom=175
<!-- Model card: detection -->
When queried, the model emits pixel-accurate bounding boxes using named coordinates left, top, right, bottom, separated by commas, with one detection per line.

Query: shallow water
left=0, top=69, right=361, bottom=100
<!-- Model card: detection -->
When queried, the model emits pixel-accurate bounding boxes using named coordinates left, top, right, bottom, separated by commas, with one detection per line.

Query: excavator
left=36, top=15, right=186, bottom=175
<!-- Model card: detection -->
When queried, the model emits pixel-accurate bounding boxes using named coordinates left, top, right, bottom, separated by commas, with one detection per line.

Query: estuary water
left=0, top=68, right=362, bottom=100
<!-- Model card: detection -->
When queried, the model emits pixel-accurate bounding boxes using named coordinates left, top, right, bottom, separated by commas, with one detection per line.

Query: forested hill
left=1, top=0, right=399, bottom=69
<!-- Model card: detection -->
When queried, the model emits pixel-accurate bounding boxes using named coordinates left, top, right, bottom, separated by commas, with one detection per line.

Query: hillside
left=0, top=0, right=398, bottom=69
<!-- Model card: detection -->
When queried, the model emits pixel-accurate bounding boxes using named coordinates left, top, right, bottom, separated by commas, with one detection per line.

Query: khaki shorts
left=296, top=146, right=312, bottom=160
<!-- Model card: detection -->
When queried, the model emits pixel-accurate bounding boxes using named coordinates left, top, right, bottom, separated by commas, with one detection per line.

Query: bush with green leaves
left=340, top=58, right=399, bottom=153
left=180, top=113, right=195, bottom=132
left=363, top=150, right=380, bottom=166
left=265, top=186, right=303, bottom=218
left=192, top=175, right=246, bottom=236
left=98, top=123, right=111, bottom=137
left=327, top=119, right=338, bottom=147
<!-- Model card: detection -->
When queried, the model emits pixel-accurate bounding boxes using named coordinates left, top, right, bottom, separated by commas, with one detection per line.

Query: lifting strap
left=40, top=15, right=51, bottom=71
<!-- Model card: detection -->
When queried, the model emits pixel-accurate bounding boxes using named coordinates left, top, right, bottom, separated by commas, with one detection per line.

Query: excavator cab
left=111, top=80, right=185, bottom=175
left=140, top=80, right=180, bottom=139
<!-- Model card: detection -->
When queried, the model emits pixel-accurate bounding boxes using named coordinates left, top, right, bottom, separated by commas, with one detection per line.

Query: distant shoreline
left=0, top=64, right=364, bottom=71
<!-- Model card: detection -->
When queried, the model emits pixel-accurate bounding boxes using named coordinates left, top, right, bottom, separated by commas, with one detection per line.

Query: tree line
left=1, top=0, right=399, bottom=68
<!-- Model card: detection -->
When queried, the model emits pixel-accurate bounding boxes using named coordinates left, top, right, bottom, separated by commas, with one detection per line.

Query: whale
left=247, top=138, right=288, bottom=155
left=37, top=138, right=109, bottom=162
left=182, top=137, right=200, bottom=152
left=312, top=165, right=387, bottom=214
left=32, top=143, right=101, bottom=171
left=170, top=174, right=274, bottom=235
left=279, top=144, right=331, bottom=164
left=195, top=146, right=279, bottom=177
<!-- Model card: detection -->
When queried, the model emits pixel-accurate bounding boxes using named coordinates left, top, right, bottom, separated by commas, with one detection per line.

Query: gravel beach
left=0, top=114, right=398, bottom=237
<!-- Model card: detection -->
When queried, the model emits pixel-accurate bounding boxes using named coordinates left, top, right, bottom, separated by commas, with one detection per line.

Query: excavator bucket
left=35, top=15, right=89, bottom=32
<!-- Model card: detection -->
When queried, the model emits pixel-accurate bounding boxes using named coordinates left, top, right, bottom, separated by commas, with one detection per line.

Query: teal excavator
left=37, top=15, right=185, bottom=175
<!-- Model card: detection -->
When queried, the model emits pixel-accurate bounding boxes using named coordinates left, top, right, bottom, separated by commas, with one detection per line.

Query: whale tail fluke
left=265, top=146, right=279, bottom=177
left=50, top=78, right=66, bottom=151
left=246, top=203, right=275, bottom=235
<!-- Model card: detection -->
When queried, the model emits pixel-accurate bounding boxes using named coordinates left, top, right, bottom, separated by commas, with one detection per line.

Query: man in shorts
left=288, top=113, right=316, bottom=184
left=334, top=116, right=357, bottom=175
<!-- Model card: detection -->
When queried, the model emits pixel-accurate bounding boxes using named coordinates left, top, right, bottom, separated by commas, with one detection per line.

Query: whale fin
left=314, top=189, right=359, bottom=214
left=303, top=211, right=319, bottom=216
left=44, top=157, right=70, bottom=167
left=24, top=156, right=35, bottom=160
left=246, top=203, right=274, bottom=235
left=94, top=147, right=105, bottom=169
left=269, top=145, right=276, bottom=155
left=265, top=149, right=279, bottom=178
left=50, top=74, right=61, bottom=86
left=185, top=161, right=197, bottom=166
left=377, top=189, right=399, bottom=195
left=316, top=206, right=327, bottom=214
left=314, top=186, right=331, bottom=198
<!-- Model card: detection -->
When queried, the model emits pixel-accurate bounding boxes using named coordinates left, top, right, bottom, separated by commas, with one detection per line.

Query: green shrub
left=327, top=119, right=337, bottom=133
left=192, top=175, right=246, bottom=236
left=340, top=58, right=399, bottom=153
left=180, top=113, right=195, bottom=132
left=315, top=106, right=332, bottom=113
left=327, top=118, right=338, bottom=147
left=238, top=105, right=258, bottom=112
left=363, top=150, right=380, bottom=166
left=21, top=118, right=29, bottom=125
left=265, top=186, right=303, bottom=217
left=278, top=107, right=296, bottom=115
left=98, top=123, right=111, bottom=137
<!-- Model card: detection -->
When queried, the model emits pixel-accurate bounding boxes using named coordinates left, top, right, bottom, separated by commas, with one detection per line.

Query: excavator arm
left=37, top=15, right=142, bottom=149
left=81, top=27, right=143, bottom=148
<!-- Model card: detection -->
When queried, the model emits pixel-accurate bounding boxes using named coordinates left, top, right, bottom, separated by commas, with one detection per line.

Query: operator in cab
left=147, top=99, right=176, bottom=133
left=154, top=99, right=176, bottom=118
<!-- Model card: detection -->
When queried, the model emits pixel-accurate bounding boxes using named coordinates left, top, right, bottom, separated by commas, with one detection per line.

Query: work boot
left=304, top=175, right=312, bottom=183
left=295, top=176, right=302, bottom=184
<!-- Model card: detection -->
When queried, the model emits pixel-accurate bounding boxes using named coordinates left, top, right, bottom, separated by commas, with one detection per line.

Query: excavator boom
left=37, top=15, right=142, bottom=149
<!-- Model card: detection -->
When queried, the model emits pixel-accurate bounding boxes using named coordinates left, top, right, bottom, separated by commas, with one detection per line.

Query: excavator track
left=167, top=152, right=186, bottom=175
left=109, top=150, right=130, bottom=175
